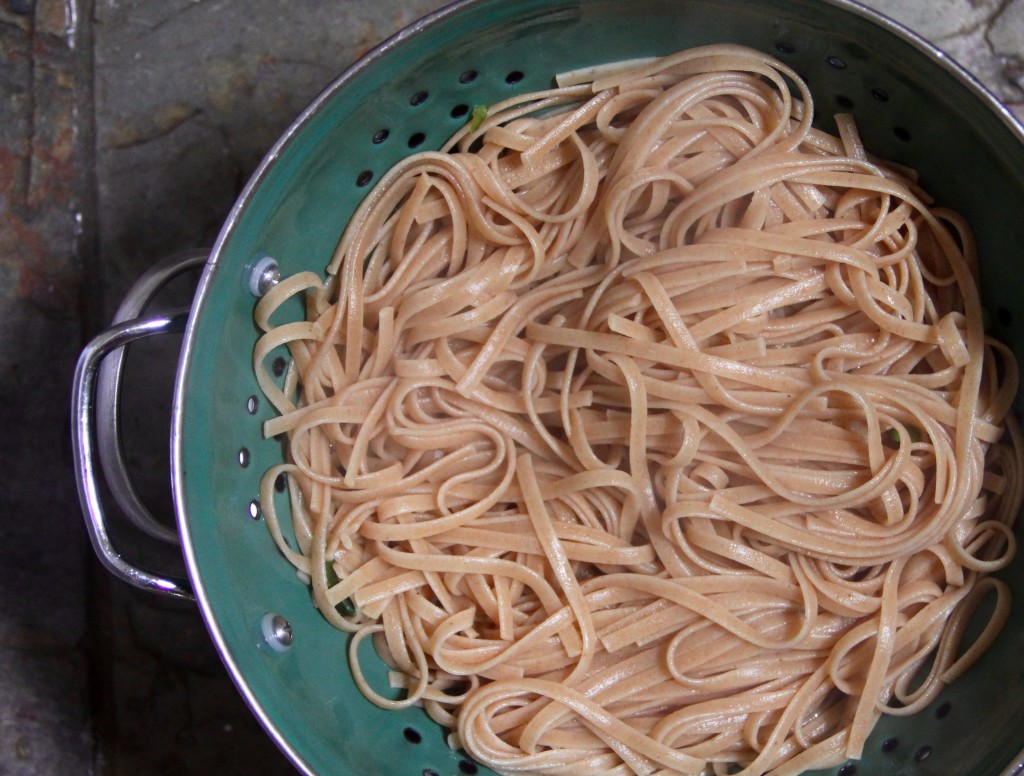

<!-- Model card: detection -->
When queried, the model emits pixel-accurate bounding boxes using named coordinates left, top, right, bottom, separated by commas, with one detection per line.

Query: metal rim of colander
left=170, top=1, right=1024, bottom=774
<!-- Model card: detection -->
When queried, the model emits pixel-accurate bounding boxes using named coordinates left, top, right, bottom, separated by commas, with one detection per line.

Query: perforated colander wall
left=175, top=2, right=1024, bottom=775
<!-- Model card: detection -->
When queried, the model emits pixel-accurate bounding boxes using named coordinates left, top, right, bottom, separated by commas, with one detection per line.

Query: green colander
left=72, top=0, right=1024, bottom=774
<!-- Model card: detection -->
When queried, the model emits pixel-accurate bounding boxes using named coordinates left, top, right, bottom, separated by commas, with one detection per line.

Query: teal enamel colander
left=73, top=0, right=1024, bottom=774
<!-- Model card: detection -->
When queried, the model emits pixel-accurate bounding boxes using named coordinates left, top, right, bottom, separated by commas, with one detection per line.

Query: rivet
left=248, top=255, right=280, bottom=297
left=261, top=613, right=293, bottom=652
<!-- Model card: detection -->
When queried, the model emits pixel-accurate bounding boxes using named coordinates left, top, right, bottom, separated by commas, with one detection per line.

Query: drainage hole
left=356, top=170, right=373, bottom=187
left=458, top=760, right=479, bottom=775
left=459, top=69, right=478, bottom=83
left=246, top=395, right=258, bottom=414
left=997, top=307, right=1013, bottom=327
left=881, top=737, right=899, bottom=753
left=408, top=132, right=426, bottom=148
left=238, top=448, right=250, bottom=468
left=914, top=745, right=933, bottom=762
left=451, top=103, right=470, bottom=119
left=893, top=126, right=912, bottom=142
left=372, top=127, right=390, bottom=144
left=248, top=499, right=261, bottom=520
left=403, top=727, right=422, bottom=744
left=827, top=54, right=848, bottom=69
left=871, top=87, right=890, bottom=102
left=505, top=69, right=524, bottom=84
left=835, top=94, right=854, bottom=110
left=271, top=355, right=287, bottom=377
left=410, top=90, right=429, bottom=106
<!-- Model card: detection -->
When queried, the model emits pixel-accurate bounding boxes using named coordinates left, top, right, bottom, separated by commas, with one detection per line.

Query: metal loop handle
left=72, top=249, right=209, bottom=601
left=73, top=310, right=194, bottom=599
left=96, top=250, right=208, bottom=543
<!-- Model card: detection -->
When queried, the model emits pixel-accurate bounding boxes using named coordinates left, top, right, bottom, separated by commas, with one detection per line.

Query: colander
left=72, top=0, right=1024, bottom=774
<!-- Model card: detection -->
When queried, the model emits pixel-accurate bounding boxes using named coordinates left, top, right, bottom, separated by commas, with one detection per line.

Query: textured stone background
left=0, top=0, right=1021, bottom=774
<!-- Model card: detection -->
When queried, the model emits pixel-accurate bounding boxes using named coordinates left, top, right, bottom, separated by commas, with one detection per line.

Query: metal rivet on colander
left=261, top=612, right=293, bottom=652
left=248, top=255, right=280, bottom=297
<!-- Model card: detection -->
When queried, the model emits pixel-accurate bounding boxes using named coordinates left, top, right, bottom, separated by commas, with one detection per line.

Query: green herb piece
left=470, top=104, right=488, bottom=131
left=887, top=426, right=921, bottom=446
left=336, top=598, right=356, bottom=617
left=325, top=561, right=340, bottom=587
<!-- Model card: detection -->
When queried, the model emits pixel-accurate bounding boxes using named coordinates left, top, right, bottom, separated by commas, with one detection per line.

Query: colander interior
left=174, top=1, right=1024, bottom=774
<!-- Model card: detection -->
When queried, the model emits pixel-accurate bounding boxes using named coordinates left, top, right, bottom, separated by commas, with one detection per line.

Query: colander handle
left=96, top=250, right=208, bottom=544
left=71, top=250, right=208, bottom=601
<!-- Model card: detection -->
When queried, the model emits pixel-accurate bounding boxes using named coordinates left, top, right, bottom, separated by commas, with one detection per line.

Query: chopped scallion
left=887, top=426, right=921, bottom=446
left=470, top=104, right=488, bottom=131
left=336, top=598, right=356, bottom=617
left=325, top=561, right=340, bottom=587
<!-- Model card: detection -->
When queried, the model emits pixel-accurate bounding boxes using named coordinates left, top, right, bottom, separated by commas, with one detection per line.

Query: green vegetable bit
left=325, top=561, right=340, bottom=587
left=470, top=104, right=488, bottom=131
left=336, top=598, right=356, bottom=617
left=887, top=426, right=921, bottom=446
left=324, top=562, right=355, bottom=616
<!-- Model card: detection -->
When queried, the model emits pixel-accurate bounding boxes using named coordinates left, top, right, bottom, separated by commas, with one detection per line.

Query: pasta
left=253, top=44, right=1022, bottom=775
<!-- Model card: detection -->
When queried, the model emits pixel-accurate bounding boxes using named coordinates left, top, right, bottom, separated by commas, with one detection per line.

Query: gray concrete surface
left=1, top=2, right=93, bottom=774
left=0, top=0, right=1021, bottom=774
